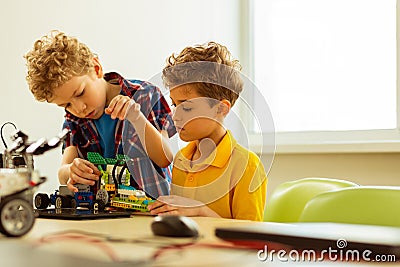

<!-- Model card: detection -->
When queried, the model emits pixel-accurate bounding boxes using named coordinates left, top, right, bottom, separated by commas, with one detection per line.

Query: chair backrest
left=298, top=186, right=400, bottom=227
left=264, top=177, right=359, bottom=222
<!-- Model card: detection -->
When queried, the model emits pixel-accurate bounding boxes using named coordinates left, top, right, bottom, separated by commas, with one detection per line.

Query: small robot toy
left=0, top=126, right=68, bottom=237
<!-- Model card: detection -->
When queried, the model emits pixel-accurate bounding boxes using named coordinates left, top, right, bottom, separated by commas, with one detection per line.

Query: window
left=248, top=0, right=400, bottom=152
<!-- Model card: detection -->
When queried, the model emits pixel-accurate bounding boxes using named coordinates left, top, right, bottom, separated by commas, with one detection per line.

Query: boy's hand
left=67, top=158, right=100, bottom=192
left=148, top=195, right=210, bottom=217
left=105, top=95, right=141, bottom=122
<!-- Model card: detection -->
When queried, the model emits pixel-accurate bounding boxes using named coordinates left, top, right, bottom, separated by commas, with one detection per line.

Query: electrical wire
left=111, top=159, right=125, bottom=192
left=33, top=231, right=122, bottom=262
left=118, top=163, right=127, bottom=185
left=1, top=121, right=17, bottom=149
left=30, top=229, right=252, bottom=265
left=31, top=229, right=198, bottom=265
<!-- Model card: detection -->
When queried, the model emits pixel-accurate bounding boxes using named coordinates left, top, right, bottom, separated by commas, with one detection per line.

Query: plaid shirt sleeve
left=121, top=79, right=176, bottom=198
left=134, top=80, right=176, bottom=137
left=62, top=114, right=102, bottom=159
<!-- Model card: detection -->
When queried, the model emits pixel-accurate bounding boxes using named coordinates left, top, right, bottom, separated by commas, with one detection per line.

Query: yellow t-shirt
left=172, top=130, right=267, bottom=221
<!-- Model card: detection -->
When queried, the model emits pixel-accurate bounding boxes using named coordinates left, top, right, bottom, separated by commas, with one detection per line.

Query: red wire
left=33, top=232, right=121, bottom=262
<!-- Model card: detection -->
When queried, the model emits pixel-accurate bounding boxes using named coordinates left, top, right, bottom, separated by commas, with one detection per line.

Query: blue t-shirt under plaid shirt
left=62, top=72, right=176, bottom=198
left=94, top=113, right=118, bottom=159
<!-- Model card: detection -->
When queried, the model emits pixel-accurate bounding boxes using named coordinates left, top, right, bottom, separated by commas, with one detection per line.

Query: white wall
left=0, top=0, right=241, bottom=193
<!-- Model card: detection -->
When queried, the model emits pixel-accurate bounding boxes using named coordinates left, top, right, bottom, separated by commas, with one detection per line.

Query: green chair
left=264, top=177, right=359, bottom=222
left=298, top=186, right=400, bottom=227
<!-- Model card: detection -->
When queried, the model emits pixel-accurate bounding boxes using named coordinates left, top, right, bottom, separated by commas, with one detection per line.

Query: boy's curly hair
left=24, top=30, right=95, bottom=102
left=162, top=42, right=243, bottom=106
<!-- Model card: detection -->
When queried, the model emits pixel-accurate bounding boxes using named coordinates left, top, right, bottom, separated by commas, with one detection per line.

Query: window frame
left=241, top=0, right=400, bottom=154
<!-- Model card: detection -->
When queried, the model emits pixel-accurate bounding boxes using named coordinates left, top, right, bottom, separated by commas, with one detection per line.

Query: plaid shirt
left=62, top=72, right=176, bottom=198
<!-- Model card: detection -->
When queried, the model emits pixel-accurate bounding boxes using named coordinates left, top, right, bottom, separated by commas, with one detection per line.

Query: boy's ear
left=217, top=99, right=231, bottom=116
left=92, top=57, right=103, bottom=78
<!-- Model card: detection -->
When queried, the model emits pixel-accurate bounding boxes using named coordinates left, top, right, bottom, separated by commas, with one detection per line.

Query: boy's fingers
left=106, top=96, right=131, bottom=119
left=119, top=101, right=132, bottom=120
left=149, top=206, right=164, bottom=215
left=149, top=205, right=178, bottom=215
left=105, top=98, right=119, bottom=116
left=69, top=172, right=95, bottom=186
left=85, top=161, right=101, bottom=175
left=147, top=200, right=164, bottom=210
left=75, top=159, right=100, bottom=177
left=67, top=184, right=78, bottom=192
left=160, top=210, right=180, bottom=216
left=66, top=180, right=79, bottom=192
left=105, top=107, right=113, bottom=116
left=73, top=163, right=99, bottom=181
left=116, top=98, right=131, bottom=120
left=106, top=96, right=120, bottom=113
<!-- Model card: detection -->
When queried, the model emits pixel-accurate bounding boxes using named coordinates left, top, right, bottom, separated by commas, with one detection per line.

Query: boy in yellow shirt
left=148, top=42, right=267, bottom=221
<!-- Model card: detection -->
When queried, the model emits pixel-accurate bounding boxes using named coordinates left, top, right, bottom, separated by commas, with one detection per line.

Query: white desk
left=0, top=215, right=398, bottom=267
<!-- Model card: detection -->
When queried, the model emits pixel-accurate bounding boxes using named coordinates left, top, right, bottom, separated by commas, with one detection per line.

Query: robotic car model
left=0, top=127, right=68, bottom=237
left=34, top=184, right=106, bottom=211
left=87, top=152, right=155, bottom=212
left=34, top=151, right=154, bottom=214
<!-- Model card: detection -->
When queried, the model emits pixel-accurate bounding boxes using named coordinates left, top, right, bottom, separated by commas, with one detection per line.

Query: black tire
left=64, top=196, right=74, bottom=208
left=70, top=198, right=77, bottom=209
left=0, top=198, right=35, bottom=237
left=34, top=193, right=50, bottom=209
left=56, top=195, right=74, bottom=209
left=93, top=200, right=105, bottom=211
left=55, top=196, right=63, bottom=209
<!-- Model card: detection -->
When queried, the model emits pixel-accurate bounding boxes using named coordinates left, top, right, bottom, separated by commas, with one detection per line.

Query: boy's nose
left=172, top=108, right=180, bottom=121
left=71, top=100, right=87, bottom=115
